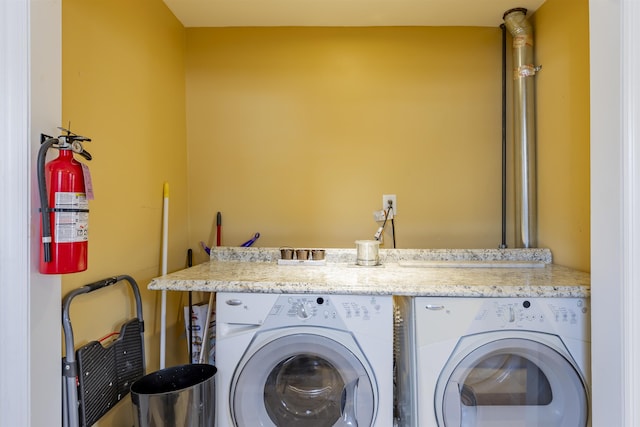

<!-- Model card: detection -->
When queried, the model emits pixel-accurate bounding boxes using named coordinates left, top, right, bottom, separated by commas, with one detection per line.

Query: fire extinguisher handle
left=79, top=149, right=92, bottom=161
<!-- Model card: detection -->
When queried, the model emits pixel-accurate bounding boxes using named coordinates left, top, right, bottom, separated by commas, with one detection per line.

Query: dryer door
left=231, top=332, right=376, bottom=427
left=436, top=337, right=588, bottom=427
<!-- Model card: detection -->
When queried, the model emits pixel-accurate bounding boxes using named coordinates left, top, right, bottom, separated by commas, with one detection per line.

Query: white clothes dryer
left=215, top=292, right=393, bottom=427
left=394, top=296, right=590, bottom=427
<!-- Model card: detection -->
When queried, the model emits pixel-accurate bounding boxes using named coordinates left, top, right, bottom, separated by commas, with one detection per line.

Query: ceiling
left=163, top=0, right=546, bottom=28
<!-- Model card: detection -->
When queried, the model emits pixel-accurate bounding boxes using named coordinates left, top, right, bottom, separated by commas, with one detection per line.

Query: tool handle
left=187, top=248, right=194, bottom=363
left=84, top=277, right=118, bottom=292
left=240, top=232, right=260, bottom=247
left=216, top=212, right=222, bottom=246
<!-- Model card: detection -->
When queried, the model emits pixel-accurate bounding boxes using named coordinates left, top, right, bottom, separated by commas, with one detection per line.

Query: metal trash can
left=131, top=364, right=216, bottom=427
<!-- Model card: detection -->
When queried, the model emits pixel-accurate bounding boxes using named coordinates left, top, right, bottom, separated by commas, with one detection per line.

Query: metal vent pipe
left=503, top=8, right=539, bottom=248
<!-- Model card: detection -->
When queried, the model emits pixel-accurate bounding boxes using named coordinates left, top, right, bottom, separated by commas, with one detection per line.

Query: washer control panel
left=470, top=298, right=589, bottom=336
left=416, top=296, right=590, bottom=348
left=276, top=295, right=382, bottom=320
left=217, top=292, right=390, bottom=331
left=252, top=294, right=388, bottom=330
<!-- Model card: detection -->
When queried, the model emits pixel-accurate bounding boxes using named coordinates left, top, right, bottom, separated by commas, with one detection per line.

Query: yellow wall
left=534, top=0, right=591, bottom=271
left=185, top=9, right=590, bottom=272
left=185, top=27, right=513, bottom=265
left=62, top=0, right=188, bottom=424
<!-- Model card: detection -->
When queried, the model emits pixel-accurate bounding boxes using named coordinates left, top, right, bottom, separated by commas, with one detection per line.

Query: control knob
left=296, top=301, right=313, bottom=319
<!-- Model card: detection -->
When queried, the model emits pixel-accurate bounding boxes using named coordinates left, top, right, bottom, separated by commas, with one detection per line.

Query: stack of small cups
left=280, top=248, right=325, bottom=260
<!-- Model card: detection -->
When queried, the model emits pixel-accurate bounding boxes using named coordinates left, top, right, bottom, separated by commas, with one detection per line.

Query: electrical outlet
left=382, top=194, right=397, bottom=216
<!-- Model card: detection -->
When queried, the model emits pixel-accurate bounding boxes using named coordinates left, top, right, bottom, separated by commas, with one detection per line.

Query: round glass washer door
left=435, top=337, right=589, bottom=427
left=231, top=332, right=376, bottom=427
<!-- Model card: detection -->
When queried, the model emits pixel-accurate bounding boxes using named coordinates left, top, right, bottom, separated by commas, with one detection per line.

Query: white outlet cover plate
left=382, top=194, right=397, bottom=215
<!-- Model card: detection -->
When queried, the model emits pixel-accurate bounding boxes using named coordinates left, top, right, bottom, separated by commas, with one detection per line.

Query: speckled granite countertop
left=148, top=247, right=590, bottom=298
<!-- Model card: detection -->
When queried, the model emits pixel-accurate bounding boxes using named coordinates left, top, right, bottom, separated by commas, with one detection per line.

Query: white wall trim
left=622, top=0, right=640, bottom=423
left=29, top=0, right=63, bottom=426
left=1, top=1, right=62, bottom=426
left=590, top=0, right=640, bottom=425
left=0, top=0, right=32, bottom=425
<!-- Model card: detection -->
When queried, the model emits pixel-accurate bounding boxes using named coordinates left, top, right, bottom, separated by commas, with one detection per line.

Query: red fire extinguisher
left=37, top=128, right=93, bottom=274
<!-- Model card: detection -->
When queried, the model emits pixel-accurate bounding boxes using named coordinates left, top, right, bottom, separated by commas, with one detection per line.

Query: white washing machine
left=394, top=296, right=590, bottom=427
left=215, top=292, right=393, bottom=427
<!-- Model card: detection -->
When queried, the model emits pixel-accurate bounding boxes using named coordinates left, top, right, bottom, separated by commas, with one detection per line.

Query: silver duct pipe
left=503, top=8, right=540, bottom=248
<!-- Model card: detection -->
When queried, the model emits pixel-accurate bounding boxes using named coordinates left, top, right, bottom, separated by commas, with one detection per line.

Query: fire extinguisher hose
left=37, top=137, right=58, bottom=263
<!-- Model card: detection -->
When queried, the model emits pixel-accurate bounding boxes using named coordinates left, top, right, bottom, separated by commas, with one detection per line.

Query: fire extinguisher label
left=53, top=192, right=89, bottom=243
